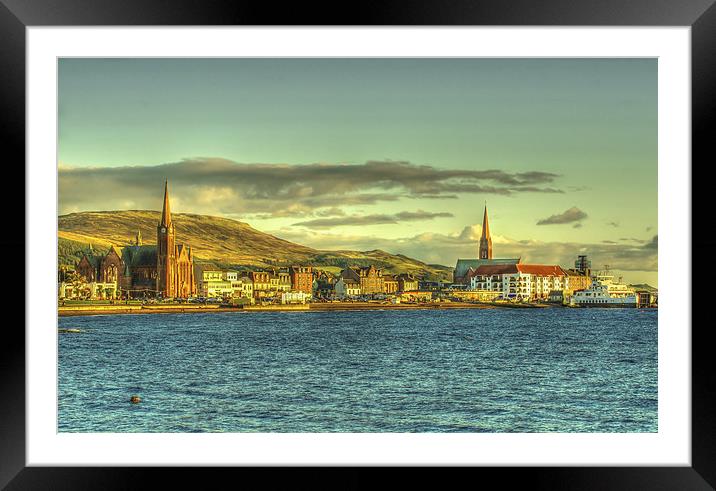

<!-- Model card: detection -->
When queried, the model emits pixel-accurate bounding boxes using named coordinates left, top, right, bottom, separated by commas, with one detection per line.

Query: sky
left=58, top=58, right=657, bottom=285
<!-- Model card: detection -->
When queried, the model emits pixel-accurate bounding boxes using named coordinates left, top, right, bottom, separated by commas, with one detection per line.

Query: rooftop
left=454, top=258, right=521, bottom=278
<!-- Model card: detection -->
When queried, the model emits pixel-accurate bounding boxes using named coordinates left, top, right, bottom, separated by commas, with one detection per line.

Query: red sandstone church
left=76, top=181, right=197, bottom=298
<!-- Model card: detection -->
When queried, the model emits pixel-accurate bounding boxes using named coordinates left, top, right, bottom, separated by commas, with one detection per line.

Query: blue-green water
left=58, top=308, right=657, bottom=432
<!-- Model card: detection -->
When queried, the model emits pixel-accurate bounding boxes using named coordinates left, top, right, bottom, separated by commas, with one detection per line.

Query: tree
left=65, top=270, right=91, bottom=299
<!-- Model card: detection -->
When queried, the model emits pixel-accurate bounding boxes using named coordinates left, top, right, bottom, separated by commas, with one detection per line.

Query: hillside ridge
left=58, top=210, right=452, bottom=281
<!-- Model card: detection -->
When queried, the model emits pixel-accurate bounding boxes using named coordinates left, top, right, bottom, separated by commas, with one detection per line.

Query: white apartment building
left=469, top=264, right=567, bottom=300
left=200, top=270, right=233, bottom=298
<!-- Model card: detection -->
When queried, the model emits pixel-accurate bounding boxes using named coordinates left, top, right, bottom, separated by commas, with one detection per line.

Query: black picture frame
left=3, top=0, right=714, bottom=488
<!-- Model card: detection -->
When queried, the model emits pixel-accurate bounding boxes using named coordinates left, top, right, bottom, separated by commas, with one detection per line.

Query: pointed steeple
left=478, top=203, right=493, bottom=260
left=160, top=180, right=172, bottom=227
left=135, top=229, right=143, bottom=246
left=481, top=203, right=490, bottom=239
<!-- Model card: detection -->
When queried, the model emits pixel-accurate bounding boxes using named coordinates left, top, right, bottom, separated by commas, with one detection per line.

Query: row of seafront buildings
left=450, top=206, right=592, bottom=303
left=199, top=267, right=313, bottom=304
left=450, top=207, right=656, bottom=306
left=59, top=181, right=648, bottom=305
left=198, top=265, right=420, bottom=304
left=334, top=267, right=419, bottom=298
left=455, top=259, right=592, bottom=303
left=58, top=181, right=425, bottom=303
left=63, top=254, right=424, bottom=304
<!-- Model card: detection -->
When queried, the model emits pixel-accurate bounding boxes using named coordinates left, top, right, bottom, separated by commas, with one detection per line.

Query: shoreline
left=58, top=301, right=556, bottom=317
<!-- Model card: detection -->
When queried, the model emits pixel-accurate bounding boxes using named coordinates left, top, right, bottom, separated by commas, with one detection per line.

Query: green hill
left=58, top=210, right=452, bottom=281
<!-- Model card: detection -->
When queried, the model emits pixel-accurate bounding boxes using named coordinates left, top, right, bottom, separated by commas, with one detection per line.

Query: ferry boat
left=570, top=272, right=637, bottom=308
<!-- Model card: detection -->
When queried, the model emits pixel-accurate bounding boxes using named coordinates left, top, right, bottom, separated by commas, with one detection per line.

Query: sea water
left=58, top=308, right=657, bottom=432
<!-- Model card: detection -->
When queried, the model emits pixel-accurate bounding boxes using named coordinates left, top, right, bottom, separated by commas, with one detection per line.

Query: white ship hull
left=570, top=273, right=638, bottom=308
left=571, top=300, right=637, bottom=308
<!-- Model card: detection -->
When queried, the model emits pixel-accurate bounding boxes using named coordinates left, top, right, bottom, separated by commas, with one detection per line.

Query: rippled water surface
left=58, top=308, right=657, bottom=432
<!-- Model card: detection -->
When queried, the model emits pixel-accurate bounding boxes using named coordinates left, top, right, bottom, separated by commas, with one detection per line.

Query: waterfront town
left=58, top=181, right=657, bottom=310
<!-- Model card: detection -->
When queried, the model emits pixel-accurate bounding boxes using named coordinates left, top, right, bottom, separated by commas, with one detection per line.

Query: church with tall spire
left=156, top=180, right=196, bottom=298
left=478, top=204, right=493, bottom=260
left=453, top=203, right=520, bottom=284
left=75, top=181, right=196, bottom=298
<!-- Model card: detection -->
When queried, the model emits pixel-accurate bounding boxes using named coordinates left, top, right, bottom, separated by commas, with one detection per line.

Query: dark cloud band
left=537, top=206, right=588, bottom=225
left=59, top=158, right=563, bottom=217
left=293, top=210, right=453, bottom=229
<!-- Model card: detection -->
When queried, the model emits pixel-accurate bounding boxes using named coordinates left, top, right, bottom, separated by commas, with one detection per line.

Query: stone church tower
left=156, top=180, right=177, bottom=297
left=75, top=180, right=195, bottom=299
left=479, top=204, right=493, bottom=260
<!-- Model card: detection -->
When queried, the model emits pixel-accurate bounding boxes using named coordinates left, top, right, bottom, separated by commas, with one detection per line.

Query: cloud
left=292, top=210, right=453, bottom=229
left=536, top=207, right=588, bottom=225
left=607, top=221, right=620, bottom=227
left=643, top=235, right=658, bottom=250
left=315, top=207, right=346, bottom=218
left=458, top=225, right=482, bottom=241
left=59, top=158, right=563, bottom=217
left=395, top=211, right=452, bottom=221
left=271, top=225, right=659, bottom=274
left=405, top=194, right=459, bottom=200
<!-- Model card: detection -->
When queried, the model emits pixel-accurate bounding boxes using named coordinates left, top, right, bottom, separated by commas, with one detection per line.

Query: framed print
left=4, top=0, right=715, bottom=488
